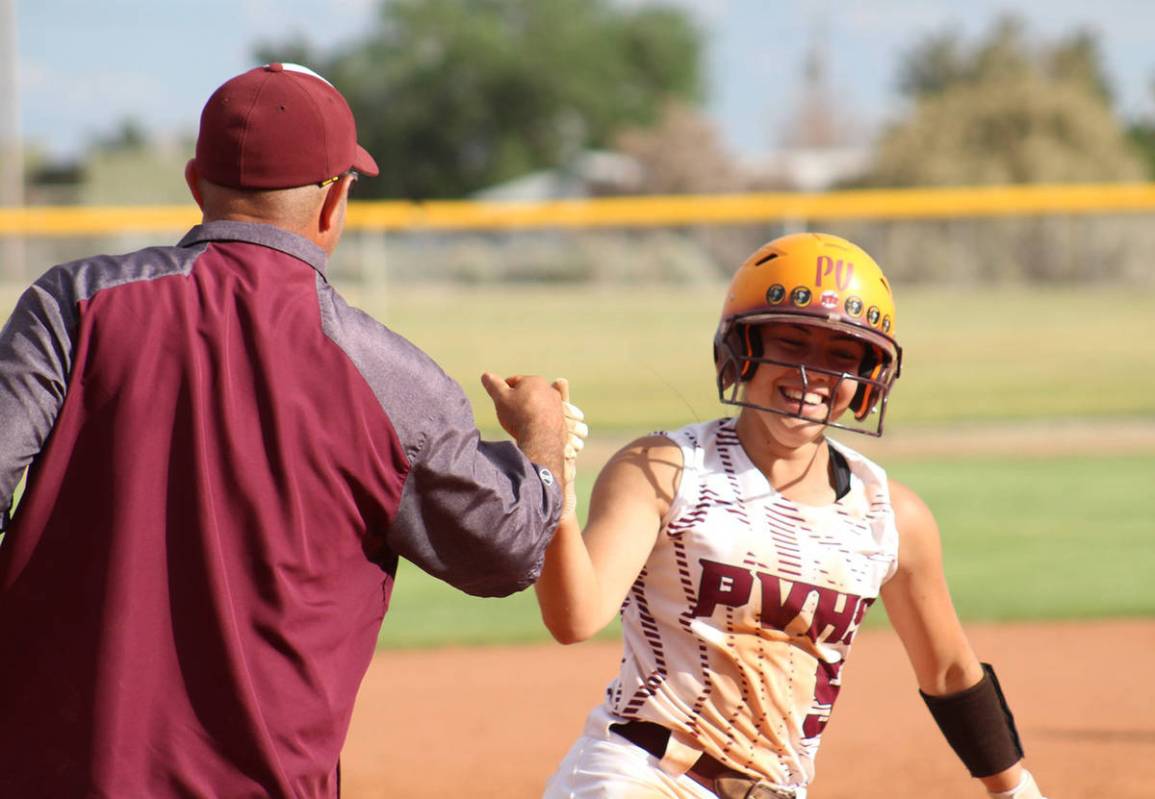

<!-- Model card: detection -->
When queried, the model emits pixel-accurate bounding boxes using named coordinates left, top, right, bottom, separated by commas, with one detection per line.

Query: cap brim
left=352, top=145, right=379, bottom=177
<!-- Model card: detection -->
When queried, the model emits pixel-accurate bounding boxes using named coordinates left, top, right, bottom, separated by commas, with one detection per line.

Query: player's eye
left=830, top=350, right=863, bottom=371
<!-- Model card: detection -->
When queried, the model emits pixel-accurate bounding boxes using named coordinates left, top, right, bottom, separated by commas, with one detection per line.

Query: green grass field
left=889, top=454, right=1155, bottom=621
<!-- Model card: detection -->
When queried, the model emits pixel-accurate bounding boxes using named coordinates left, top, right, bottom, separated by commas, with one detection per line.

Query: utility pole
left=0, top=0, right=25, bottom=281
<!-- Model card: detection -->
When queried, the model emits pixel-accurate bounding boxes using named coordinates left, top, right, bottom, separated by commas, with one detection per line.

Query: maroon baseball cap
left=194, top=63, right=378, bottom=190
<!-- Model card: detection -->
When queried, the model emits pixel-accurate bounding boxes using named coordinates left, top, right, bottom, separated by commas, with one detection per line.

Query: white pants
left=542, top=707, right=807, bottom=799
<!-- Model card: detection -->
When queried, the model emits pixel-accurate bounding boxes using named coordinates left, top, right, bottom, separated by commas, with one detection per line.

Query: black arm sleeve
left=921, top=662, right=1025, bottom=778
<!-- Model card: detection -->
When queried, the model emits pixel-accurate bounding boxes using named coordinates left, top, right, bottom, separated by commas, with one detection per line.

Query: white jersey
left=603, top=418, right=900, bottom=790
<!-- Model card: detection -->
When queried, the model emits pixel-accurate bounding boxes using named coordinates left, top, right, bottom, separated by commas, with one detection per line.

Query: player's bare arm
left=882, top=478, right=984, bottom=694
left=535, top=435, right=681, bottom=644
left=883, top=478, right=1040, bottom=797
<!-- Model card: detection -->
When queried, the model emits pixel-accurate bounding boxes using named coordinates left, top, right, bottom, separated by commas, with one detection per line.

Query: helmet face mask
left=715, top=323, right=896, bottom=436
left=713, top=233, right=903, bottom=437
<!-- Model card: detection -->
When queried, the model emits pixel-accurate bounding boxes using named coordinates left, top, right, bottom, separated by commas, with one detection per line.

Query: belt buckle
left=714, top=776, right=796, bottom=799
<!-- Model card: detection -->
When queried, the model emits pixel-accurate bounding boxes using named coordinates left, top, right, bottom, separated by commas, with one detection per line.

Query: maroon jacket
left=0, top=221, right=561, bottom=798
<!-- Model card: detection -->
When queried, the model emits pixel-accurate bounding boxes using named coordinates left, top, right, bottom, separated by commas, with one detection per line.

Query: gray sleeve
left=0, top=272, right=78, bottom=524
left=388, top=383, right=562, bottom=597
left=317, top=280, right=562, bottom=597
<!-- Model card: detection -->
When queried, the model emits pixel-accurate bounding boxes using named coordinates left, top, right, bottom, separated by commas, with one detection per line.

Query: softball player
left=528, top=233, right=1049, bottom=798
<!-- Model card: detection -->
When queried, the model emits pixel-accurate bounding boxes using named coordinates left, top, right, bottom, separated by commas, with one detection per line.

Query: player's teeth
left=784, top=389, right=824, bottom=405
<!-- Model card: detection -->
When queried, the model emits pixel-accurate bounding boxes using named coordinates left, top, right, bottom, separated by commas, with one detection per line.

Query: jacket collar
left=178, top=221, right=328, bottom=275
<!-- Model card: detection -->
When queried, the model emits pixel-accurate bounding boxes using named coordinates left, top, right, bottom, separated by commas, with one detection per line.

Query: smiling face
left=713, top=232, right=904, bottom=437
left=736, top=322, right=872, bottom=444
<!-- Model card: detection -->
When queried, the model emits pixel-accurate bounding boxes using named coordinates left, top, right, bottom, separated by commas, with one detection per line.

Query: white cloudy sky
left=10, top=0, right=1155, bottom=162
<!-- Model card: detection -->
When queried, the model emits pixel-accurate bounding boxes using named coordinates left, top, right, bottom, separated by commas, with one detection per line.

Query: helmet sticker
left=766, top=283, right=786, bottom=304
left=791, top=286, right=812, bottom=307
left=845, top=296, right=864, bottom=317
left=816, top=255, right=855, bottom=292
left=820, top=291, right=839, bottom=310
left=867, top=306, right=881, bottom=326
left=882, top=315, right=892, bottom=333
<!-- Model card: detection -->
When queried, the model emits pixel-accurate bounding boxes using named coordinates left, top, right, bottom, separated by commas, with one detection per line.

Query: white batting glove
left=562, top=400, right=588, bottom=461
left=553, top=380, right=588, bottom=518
left=987, top=769, right=1046, bottom=799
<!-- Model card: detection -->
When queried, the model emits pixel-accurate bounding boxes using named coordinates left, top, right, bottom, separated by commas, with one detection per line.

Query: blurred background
left=1, top=1, right=1153, bottom=641
left=8, top=0, right=1155, bottom=283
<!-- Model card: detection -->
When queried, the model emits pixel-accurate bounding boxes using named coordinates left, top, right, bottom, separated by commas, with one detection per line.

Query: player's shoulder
left=609, top=433, right=685, bottom=470
left=599, top=419, right=736, bottom=501
left=887, top=478, right=934, bottom=524
left=595, top=433, right=687, bottom=512
left=887, top=477, right=942, bottom=558
left=614, top=416, right=721, bottom=460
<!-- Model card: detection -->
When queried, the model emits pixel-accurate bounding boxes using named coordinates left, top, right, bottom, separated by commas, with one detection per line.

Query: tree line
left=249, top=4, right=1155, bottom=199
left=33, top=4, right=1155, bottom=203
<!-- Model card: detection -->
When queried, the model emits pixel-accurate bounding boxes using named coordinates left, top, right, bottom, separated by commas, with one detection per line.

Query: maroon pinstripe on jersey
left=604, top=418, right=898, bottom=790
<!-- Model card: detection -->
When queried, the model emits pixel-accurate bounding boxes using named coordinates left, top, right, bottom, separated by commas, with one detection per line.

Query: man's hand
left=481, top=373, right=569, bottom=499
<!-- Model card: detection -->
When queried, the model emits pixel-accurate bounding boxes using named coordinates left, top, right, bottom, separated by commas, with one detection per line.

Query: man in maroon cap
left=0, top=63, right=570, bottom=797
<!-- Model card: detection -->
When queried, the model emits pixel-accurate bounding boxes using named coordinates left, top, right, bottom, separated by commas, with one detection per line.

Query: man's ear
left=318, top=177, right=348, bottom=234
left=185, top=160, right=205, bottom=211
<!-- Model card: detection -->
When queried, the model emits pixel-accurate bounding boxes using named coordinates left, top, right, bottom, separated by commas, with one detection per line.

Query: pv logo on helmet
left=816, top=256, right=854, bottom=292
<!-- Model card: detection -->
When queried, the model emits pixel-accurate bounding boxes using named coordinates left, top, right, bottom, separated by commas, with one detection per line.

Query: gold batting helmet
left=713, top=232, right=903, bottom=436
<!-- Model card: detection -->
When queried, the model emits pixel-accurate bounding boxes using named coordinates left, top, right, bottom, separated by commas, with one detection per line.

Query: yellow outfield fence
left=2, top=183, right=1155, bottom=286
left=4, top=183, right=1155, bottom=236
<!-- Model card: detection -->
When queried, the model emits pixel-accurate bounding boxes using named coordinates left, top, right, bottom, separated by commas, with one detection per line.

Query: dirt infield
left=341, top=619, right=1155, bottom=799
